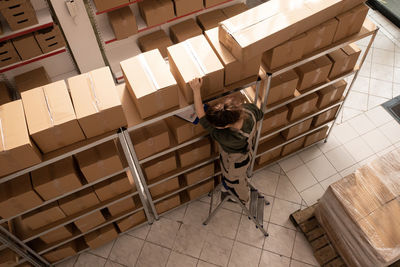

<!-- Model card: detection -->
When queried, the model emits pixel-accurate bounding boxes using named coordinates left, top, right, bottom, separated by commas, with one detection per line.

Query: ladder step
left=250, top=189, right=258, bottom=218
left=256, top=196, right=264, bottom=227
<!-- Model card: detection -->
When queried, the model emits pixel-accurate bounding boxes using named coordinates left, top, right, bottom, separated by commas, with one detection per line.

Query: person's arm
left=189, top=78, right=205, bottom=119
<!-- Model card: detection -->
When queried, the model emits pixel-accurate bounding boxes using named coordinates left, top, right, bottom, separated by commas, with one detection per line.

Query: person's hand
left=189, top=77, right=203, bottom=93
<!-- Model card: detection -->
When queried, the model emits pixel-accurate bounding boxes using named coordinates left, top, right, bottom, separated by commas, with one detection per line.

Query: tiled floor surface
left=57, top=4, right=400, bottom=267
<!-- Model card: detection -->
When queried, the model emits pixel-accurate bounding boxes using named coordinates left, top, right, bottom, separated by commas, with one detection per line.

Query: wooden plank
left=324, top=257, right=346, bottom=267
left=306, top=226, right=326, bottom=241
left=291, top=204, right=317, bottom=225
left=314, top=244, right=338, bottom=266
left=299, top=217, right=319, bottom=233
left=310, top=235, right=330, bottom=251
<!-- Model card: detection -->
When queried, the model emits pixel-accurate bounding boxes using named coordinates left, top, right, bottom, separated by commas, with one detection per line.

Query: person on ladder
left=189, top=77, right=263, bottom=204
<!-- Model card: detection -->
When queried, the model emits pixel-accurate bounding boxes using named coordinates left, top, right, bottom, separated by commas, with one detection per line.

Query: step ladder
left=203, top=183, right=269, bottom=236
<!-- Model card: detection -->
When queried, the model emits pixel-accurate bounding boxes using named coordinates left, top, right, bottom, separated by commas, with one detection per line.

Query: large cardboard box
left=170, top=19, right=202, bottom=43
left=281, top=137, right=305, bottom=156
left=43, top=241, right=77, bottom=263
left=74, top=210, right=105, bottom=233
left=205, top=27, right=261, bottom=86
left=108, top=7, right=138, bottom=40
left=313, top=105, right=339, bottom=127
left=143, top=152, right=177, bottom=181
left=68, top=67, right=127, bottom=138
left=31, top=156, right=82, bottom=201
left=121, top=49, right=179, bottom=119
left=138, top=0, right=175, bottom=27
left=295, top=55, right=332, bottom=92
left=184, top=163, right=214, bottom=185
left=304, top=126, right=328, bottom=147
left=0, top=174, right=43, bottom=219
left=84, top=224, right=118, bottom=249
left=12, top=34, right=42, bottom=60
left=39, top=225, right=73, bottom=244
left=333, top=4, right=369, bottom=42
left=150, top=176, right=180, bottom=198
left=281, top=118, right=313, bottom=140
left=0, top=82, right=11, bottom=105
left=21, top=80, right=85, bottom=153
left=129, top=120, right=170, bottom=160
left=93, top=172, right=136, bottom=202
left=173, top=0, right=203, bottom=16
left=178, top=138, right=211, bottom=167
left=197, top=9, right=227, bottom=31
left=328, top=44, right=360, bottom=79
left=108, top=197, right=136, bottom=217
left=34, top=25, right=66, bottom=53
left=116, top=210, right=146, bottom=232
left=256, top=146, right=282, bottom=165
left=204, top=0, right=226, bottom=8
left=0, top=1, right=38, bottom=31
left=261, top=106, right=288, bottom=134
left=221, top=3, right=248, bottom=18
left=138, top=30, right=173, bottom=58
left=165, top=116, right=206, bottom=144
left=0, top=100, right=42, bottom=177
left=287, top=93, right=318, bottom=121
left=303, top=19, right=339, bottom=55
left=155, top=194, right=180, bottom=214
left=317, top=80, right=346, bottom=108
left=187, top=179, right=214, bottom=200
left=93, top=0, right=129, bottom=12
left=0, top=40, right=20, bottom=68
left=167, top=35, right=224, bottom=103
left=58, top=188, right=100, bottom=216
left=14, top=67, right=50, bottom=93
left=21, top=203, right=66, bottom=231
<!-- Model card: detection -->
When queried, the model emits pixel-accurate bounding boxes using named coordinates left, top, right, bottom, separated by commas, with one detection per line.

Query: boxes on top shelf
left=0, top=82, right=11, bottom=105
left=149, top=176, right=180, bottom=198
left=204, top=0, right=227, bottom=8
left=58, top=187, right=100, bottom=216
left=327, top=43, right=361, bottom=79
left=167, top=35, right=224, bottom=103
left=261, top=106, right=289, bottom=134
left=39, top=225, right=73, bottom=245
left=138, top=0, right=175, bottom=27
left=14, top=66, right=50, bottom=93
left=187, top=179, right=214, bottom=200
left=0, top=40, right=20, bottom=68
left=221, top=3, right=248, bottom=18
left=287, top=93, right=319, bottom=121
left=92, top=0, right=129, bottom=13
left=107, top=197, right=136, bottom=216
left=173, top=0, right=203, bottom=17
left=0, top=100, right=42, bottom=178
left=42, top=240, right=78, bottom=263
left=68, top=66, right=127, bottom=138
left=116, top=210, right=146, bottom=232
left=0, top=0, right=38, bottom=31
left=196, top=9, right=227, bottom=31
left=73, top=210, right=105, bottom=233
left=137, top=30, right=173, bottom=58
left=121, top=49, right=179, bottom=119
left=142, top=152, right=177, bottom=182
left=34, top=24, right=66, bottom=53
left=155, top=194, right=181, bottom=214
left=304, top=125, right=328, bottom=146
left=281, top=136, right=305, bottom=156
left=108, top=6, right=138, bottom=40
left=303, top=19, right=338, bottom=55
left=12, top=33, right=42, bottom=60
left=169, top=18, right=202, bottom=43
left=93, top=171, right=136, bottom=202
left=20, top=202, right=66, bottom=231
left=295, top=55, right=332, bottom=92
left=84, top=224, right=118, bottom=249
left=184, top=162, right=214, bottom=185
left=165, top=115, right=206, bottom=144
left=281, top=118, right=313, bottom=140
left=313, top=105, right=339, bottom=127
left=178, top=138, right=211, bottom=167
left=333, top=4, right=369, bottom=42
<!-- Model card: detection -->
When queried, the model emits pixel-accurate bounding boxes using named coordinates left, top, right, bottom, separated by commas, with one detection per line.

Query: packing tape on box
left=43, top=90, right=54, bottom=126
left=183, top=42, right=207, bottom=77
left=87, top=73, right=100, bottom=113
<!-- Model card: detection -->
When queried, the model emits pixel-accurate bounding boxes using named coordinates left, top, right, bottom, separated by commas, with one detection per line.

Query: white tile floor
left=57, top=7, right=400, bottom=267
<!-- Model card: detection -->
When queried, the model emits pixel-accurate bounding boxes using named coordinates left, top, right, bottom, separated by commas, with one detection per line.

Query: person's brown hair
left=206, top=97, right=243, bottom=128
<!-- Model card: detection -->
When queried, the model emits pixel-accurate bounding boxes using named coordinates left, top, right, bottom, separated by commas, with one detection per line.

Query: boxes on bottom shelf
left=304, top=126, right=329, bottom=147
left=108, top=7, right=138, bottom=40
left=21, top=203, right=66, bottom=231
left=257, top=146, right=282, bottom=165
left=138, top=30, right=173, bottom=58
left=150, top=177, right=180, bottom=198
left=43, top=240, right=78, bottom=263
left=94, top=171, right=136, bottom=202
left=138, top=0, right=175, bottom=27
left=173, top=0, right=203, bottom=17
left=108, top=197, right=136, bottom=217
left=93, top=0, right=128, bottom=12
left=14, top=67, right=50, bottom=93
left=184, top=163, right=214, bottom=186
left=333, top=4, right=369, bottom=42
left=328, top=44, right=360, bottom=79
left=58, top=188, right=100, bottom=216
left=187, top=179, right=214, bottom=200
left=39, top=225, right=74, bottom=245
left=165, top=116, right=206, bottom=144
left=204, top=0, right=226, bottom=8
left=12, top=33, right=42, bottom=61
left=317, top=80, right=347, bottom=109
left=178, top=138, right=211, bottom=168
left=287, top=93, right=319, bottom=121
left=155, top=194, right=181, bottom=214
left=143, top=152, right=177, bottom=182
left=295, top=55, right=332, bottom=92
left=84, top=224, right=118, bottom=249
left=116, top=210, right=146, bottom=232
left=34, top=25, right=66, bottom=53
left=170, top=19, right=203, bottom=43
left=74, top=210, right=106, bottom=233
left=313, top=106, right=339, bottom=127
left=303, top=19, right=338, bottom=55
left=197, top=9, right=227, bottom=31
left=261, top=106, right=288, bottom=134
left=0, top=40, right=20, bottom=68
left=281, top=137, right=305, bottom=157
left=0, top=248, right=17, bottom=266
left=281, top=118, right=313, bottom=140
left=221, top=3, right=248, bottom=18
left=0, top=0, right=38, bottom=31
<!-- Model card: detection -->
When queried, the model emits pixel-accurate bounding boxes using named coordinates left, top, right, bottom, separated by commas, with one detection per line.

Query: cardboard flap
left=89, top=67, right=121, bottom=111
left=68, top=74, right=98, bottom=119
left=205, top=27, right=236, bottom=65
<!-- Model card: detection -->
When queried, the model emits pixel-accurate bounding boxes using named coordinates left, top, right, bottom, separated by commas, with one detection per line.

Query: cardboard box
left=304, top=126, right=328, bottom=147
left=155, top=194, right=180, bottom=214
left=204, top=0, right=226, bottom=8
left=74, top=210, right=105, bottom=233
left=287, top=93, right=318, bottom=121
left=295, top=55, right=332, bottom=91
left=0, top=248, right=17, bottom=267
left=0, top=82, right=11, bottom=105
left=93, top=0, right=129, bottom=12
left=313, top=105, right=339, bottom=127
left=170, top=19, right=202, bottom=43
left=84, top=224, right=118, bottom=249
left=129, top=120, right=170, bottom=160
left=21, top=203, right=66, bottom=231
left=263, top=33, right=307, bottom=70
left=0, top=173, right=43, bottom=219
left=281, top=137, right=305, bottom=157
left=184, top=163, right=214, bottom=185
left=43, top=241, right=77, bottom=263
left=167, top=35, right=224, bottom=103
left=0, top=40, right=20, bottom=68
left=197, top=9, right=227, bottom=31
left=303, top=19, right=339, bottom=55
left=222, top=3, right=248, bottom=18
left=165, top=116, right=206, bottom=144
left=150, top=176, right=180, bottom=198
left=58, top=188, right=100, bottom=216
left=93, top=172, right=136, bottom=202
left=261, top=106, right=288, bottom=134
left=14, top=67, right=50, bottom=93
left=0, top=0, right=26, bottom=9
left=0, top=100, right=42, bottom=177
left=178, top=138, right=211, bottom=167
left=21, top=80, right=85, bottom=153
left=281, top=118, right=313, bottom=140
left=68, top=67, right=127, bottom=138
left=12, top=34, right=42, bottom=60
left=0, top=1, right=38, bottom=31
left=333, top=4, right=369, bottom=42
left=116, top=210, right=146, bottom=232
left=143, top=152, right=177, bottom=181
left=317, top=80, right=346, bottom=108
left=31, top=156, right=82, bottom=201
left=138, top=0, right=175, bottom=27
left=187, top=179, right=214, bottom=200
left=173, top=0, right=203, bottom=17
left=121, top=49, right=179, bottom=119
left=138, top=30, right=173, bottom=58
left=333, top=79, right=347, bottom=100
left=256, top=146, right=282, bottom=165
left=328, top=44, right=360, bottom=79
left=108, top=7, right=138, bottom=40
left=205, top=27, right=261, bottom=86
left=108, top=197, right=136, bottom=217
left=39, top=225, right=73, bottom=244
left=34, top=24, right=66, bottom=53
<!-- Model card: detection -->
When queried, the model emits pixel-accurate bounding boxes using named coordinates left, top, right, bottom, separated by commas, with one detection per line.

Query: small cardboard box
left=108, top=197, right=136, bottom=217
left=205, top=27, right=261, bottom=86
left=12, top=34, right=42, bottom=60
left=170, top=19, right=202, bottom=43
left=108, top=6, right=138, bottom=40
left=184, top=163, right=214, bottom=185
left=116, top=210, right=146, bottom=232
left=178, top=138, right=211, bottom=167
left=39, top=225, right=73, bottom=245
left=138, top=30, right=173, bottom=58
left=281, top=118, right=313, bottom=140
left=68, top=67, right=127, bottom=138
left=34, top=24, right=66, bottom=53
left=21, top=203, right=66, bottom=231
left=317, top=80, right=346, bottom=108
left=0, top=82, right=11, bottom=105
left=43, top=241, right=77, bottom=263
left=281, top=137, right=305, bottom=157
left=173, top=0, right=203, bottom=17
left=93, top=172, right=136, bottom=202
left=93, top=0, right=129, bottom=12
left=0, top=173, right=43, bottom=219
left=0, top=100, right=42, bottom=177
left=303, top=19, right=338, bottom=55
left=21, top=80, right=85, bottom=153
left=295, top=55, right=332, bottom=91
left=304, top=126, right=328, bottom=147
left=222, top=3, right=248, bottom=18
left=0, top=40, right=20, bottom=68
left=31, top=156, right=82, bottom=201
left=84, top=224, right=118, bottom=249
left=261, top=106, right=288, bottom=134
left=138, top=0, right=175, bottom=27
left=165, top=116, right=206, bottom=144
left=14, top=67, right=50, bottom=93
left=167, top=35, right=224, bottom=103
left=0, top=0, right=26, bottom=9
left=313, top=105, right=339, bottom=127
left=287, top=93, right=318, bottom=121
left=155, top=194, right=180, bottom=214
left=129, top=120, right=170, bottom=160
left=143, top=152, right=177, bottom=181
left=121, top=49, right=179, bottom=119
left=1, top=1, right=38, bottom=31
left=150, top=176, right=180, bottom=198
left=58, top=188, right=100, bottom=216
left=74, top=210, right=105, bottom=233
left=333, top=4, right=368, bottom=42
left=187, top=179, right=214, bottom=200
left=328, top=44, right=360, bottom=79
left=197, top=9, right=227, bottom=31
left=256, top=146, right=282, bottom=165
left=204, top=0, right=226, bottom=8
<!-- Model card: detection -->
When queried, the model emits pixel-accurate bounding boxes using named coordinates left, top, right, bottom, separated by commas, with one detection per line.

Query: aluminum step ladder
left=203, top=183, right=269, bottom=236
